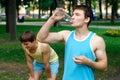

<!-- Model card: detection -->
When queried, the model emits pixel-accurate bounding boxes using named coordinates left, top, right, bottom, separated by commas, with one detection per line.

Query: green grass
left=2, top=17, right=48, bottom=22
left=0, top=25, right=120, bottom=80
left=90, top=21, right=120, bottom=26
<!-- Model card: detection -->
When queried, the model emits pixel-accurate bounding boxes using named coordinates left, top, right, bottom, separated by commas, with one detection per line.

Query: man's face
left=70, top=9, right=87, bottom=27
left=22, top=41, right=35, bottom=50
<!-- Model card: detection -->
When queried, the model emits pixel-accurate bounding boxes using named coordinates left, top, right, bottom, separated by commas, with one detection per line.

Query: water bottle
left=64, top=13, right=71, bottom=22
left=55, top=8, right=71, bottom=22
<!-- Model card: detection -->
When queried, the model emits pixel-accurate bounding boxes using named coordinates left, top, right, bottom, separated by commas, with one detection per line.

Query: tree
left=72, top=0, right=77, bottom=10
left=111, top=0, right=118, bottom=23
left=105, top=0, right=109, bottom=19
left=67, top=0, right=77, bottom=11
left=38, top=0, right=41, bottom=18
left=85, top=0, right=92, bottom=8
left=99, top=0, right=103, bottom=19
left=53, top=0, right=64, bottom=27
left=16, top=0, right=22, bottom=18
left=6, top=0, right=17, bottom=40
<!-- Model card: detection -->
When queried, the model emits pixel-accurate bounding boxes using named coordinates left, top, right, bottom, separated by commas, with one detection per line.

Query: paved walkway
left=0, top=21, right=119, bottom=29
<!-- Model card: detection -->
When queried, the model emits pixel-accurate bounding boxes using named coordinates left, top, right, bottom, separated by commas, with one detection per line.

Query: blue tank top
left=63, top=31, right=96, bottom=80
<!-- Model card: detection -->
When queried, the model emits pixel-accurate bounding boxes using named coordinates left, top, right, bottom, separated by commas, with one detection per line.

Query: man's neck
left=75, top=27, right=90, bottom=40
left=29, top=41, right=38, bottom=53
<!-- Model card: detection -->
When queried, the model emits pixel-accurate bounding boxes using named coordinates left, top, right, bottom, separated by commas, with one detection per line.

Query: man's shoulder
left=39, top=42, right=49, bottom=48
left=91, top=34, right=105, bottom=50
left=92, top=34, right=104, bottom=43
left=59, top=30, right=71, bottom=34
left=58, top=30, right=71, bottom=40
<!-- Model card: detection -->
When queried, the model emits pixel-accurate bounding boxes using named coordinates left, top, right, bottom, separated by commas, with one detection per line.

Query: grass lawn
left=0, top=25, right=120, bottom=80
left=90, top=21, right=120, bottom=26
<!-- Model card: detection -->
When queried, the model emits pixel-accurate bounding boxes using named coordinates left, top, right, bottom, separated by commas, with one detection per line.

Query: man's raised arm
left=37, top=8, right=65, bottom=43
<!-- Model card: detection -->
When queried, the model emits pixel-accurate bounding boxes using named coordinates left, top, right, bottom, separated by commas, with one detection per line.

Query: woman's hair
left=75, top=5, right=93, bottom=26
left=20, top=30, right=36, bottom=43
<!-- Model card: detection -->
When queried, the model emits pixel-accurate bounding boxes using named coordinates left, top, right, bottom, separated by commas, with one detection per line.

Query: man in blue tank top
left=37, top=5, right=107, bottom=80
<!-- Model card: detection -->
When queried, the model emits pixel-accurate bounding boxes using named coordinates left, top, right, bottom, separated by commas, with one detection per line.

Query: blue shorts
left=33, top=60, right=59, bottom=74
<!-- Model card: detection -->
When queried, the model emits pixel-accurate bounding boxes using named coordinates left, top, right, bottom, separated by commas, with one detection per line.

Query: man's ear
left=84, top=17, right=90, bottom=23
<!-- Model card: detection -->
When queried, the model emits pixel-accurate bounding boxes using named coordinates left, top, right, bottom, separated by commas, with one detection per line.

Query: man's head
left=73, top=5, right=93, bottom=26
left=20, top=30, right=36, bottom=43
left=20, top=31, right=36, bottom=49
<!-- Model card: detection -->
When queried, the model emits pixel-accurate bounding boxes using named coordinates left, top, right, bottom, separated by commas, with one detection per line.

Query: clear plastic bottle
left=55, top=8, right=71, bottom=22
left=64, top=13, right=71, bottom=22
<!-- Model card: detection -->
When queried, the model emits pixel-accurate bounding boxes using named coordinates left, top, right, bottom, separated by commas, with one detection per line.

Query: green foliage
left=40, top=0, right=54, bottom=10
left=0, top=0, right=6, bottom=7
left=104, top=29, right=120, bottom=37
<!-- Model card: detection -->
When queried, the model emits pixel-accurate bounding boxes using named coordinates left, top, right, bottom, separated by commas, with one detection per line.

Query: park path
left=0, top=21, right=119, bottom=30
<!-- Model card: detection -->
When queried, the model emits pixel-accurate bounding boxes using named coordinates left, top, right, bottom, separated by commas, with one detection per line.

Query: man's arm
left=41, top=43, right=52, bottom=79
left=73, top=36, right=107, bottom=71
left=24, top=52, right=34, bottom=79
left=37, top=8, right=67, bottom=43
left=89, top=36, right=107, bottom=71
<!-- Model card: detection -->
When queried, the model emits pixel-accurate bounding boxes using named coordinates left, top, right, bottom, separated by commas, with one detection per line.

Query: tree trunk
left=50, top=0, right=56, bottom=16
left=72, top=0, right=77, bottom=10
left=5, top=0, right=9, bottom=33
left=55, top=0, right=63, bottom=7
left=111, top=0, right=116, bottom=24
left=38, top=0, right=41, bottom=19
left=99, top=0, right=103, bottom=19
left=105, top=0, right=108, bottom=20
left=68, top=1, right=71, bottom=15
left=114, top=0, right=119, bottom=19
left=7, top=0, right=17, bottom=40
left=54, top=0, right=63, bottom=27
left=85, top=0, right=91, bottom=8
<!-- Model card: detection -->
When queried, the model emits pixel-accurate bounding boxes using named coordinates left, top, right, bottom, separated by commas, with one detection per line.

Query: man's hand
left=51, top=8, right=65, bottom=22
left=28, top=75, right=35, bottom=80
left=73, top=56, right=91, bottom=65
left=47, top=77, right=53, bottom=80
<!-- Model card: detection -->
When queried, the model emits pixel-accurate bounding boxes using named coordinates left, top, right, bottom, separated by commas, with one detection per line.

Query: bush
left=103, top=30, right=120, bottom=37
